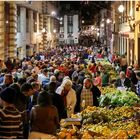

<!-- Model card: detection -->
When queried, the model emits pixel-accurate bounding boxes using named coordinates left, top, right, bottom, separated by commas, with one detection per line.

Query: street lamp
left=82, top=20, right=85, bottom=24
left=60, top=17, right=63, bottom=21
left=101, top=23, right=104, bottom=27
left=106, top=19, right=111, bottom=24
left=53, top=29, right=56, bottom=33
left=118, top=5, right=124, bottom=13
left=51, top=11, right=56, bottom=16
left=118, top=4, right=136, bottom=31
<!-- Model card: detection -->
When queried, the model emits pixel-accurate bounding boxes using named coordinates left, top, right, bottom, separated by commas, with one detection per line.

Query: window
left=60, top=27, right=64, bottom=33
left=33, top=12, right=37, bottom=32
left=26, top=9, right=29, bottom=33
left=68, top=16, right=73, bottom=24
left=68, top=25, right=73, bottom=33
left=17, top=6, right=20, bottom=32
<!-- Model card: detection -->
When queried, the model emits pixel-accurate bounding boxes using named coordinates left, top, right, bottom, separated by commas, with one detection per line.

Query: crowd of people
left=0, top=45, right=140, bottom=139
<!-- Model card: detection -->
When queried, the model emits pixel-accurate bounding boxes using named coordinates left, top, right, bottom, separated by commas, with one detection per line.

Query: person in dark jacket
left=30, top=91, right=59, bottom=135
left=20, top=83, right=35, bottom=139
left=10, top=83, right=26, bottom=112
left=0, top=74, right=14, bottom=89
left=76, top=78, right=101, bottom=111
left=48, top=81, right=67, bottom=120
left=0, top=87, right=23, bottom=139
left=72, top=75, right=82, bottom=113
left=114, top=71, right=132, bottom=89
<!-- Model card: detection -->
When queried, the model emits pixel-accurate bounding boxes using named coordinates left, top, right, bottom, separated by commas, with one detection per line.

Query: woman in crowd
left=56, top=78, right=77, bottom=118
left=29, top=91, right=59, bottom=138
left=94, top=71, right=102, bottom=87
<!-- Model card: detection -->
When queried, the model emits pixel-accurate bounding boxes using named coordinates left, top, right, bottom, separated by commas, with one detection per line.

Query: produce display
left=57, top=59, right=140, bottom=139
left=108, top=69, right=118, bottom=81
left=99, top=90, right=140, bottom=107
left=58, top=106, right=140, bottom=139
left=100, top=86, right=116, bottom=95
left=96, top=59, right=112, bottom=66
left=79, top=106, right=140, bottom=139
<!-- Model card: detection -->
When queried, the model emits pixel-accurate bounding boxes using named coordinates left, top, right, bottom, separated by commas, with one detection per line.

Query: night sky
left=60, top=1, right=111, bottom=24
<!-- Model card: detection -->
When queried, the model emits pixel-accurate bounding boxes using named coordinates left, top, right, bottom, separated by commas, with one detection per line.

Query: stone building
left=0, top=1, right=59, bottom=60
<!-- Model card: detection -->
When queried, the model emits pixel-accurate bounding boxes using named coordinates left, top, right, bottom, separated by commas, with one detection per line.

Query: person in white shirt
left=38, top=68, right=49, bottom=85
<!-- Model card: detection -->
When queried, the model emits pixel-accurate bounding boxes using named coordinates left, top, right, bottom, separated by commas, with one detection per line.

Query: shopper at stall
left=114, top=71, right=132, bottom=89
left=101, top=68, right=110, bottom=87
left=29, top=91, right=59, bottom=138
left=80, top=78, right=101, bottom=110
left=48, top=81, right=67, bottom=120
left=94, top=71, right=102, bottom=87
left=56, top=78, right=76, bottom=117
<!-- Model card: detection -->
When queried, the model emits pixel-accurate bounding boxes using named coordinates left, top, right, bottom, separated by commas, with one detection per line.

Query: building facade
left=0, top=1, right=59, bottom=60
left=111, top=0, right=140, bottom=66
left=59, top=14, right=79, bottom=45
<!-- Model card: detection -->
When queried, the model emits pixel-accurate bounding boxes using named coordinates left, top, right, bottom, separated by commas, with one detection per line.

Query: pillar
left=43, top=15, right=47, bottom=50
left=39, top=14, right=43, bottom=52
left=127, top=38, right=130, bottom=65
left=9, top=2, right=17, bottom=59
left=29, top=10, right=33, bottom=56
left=36, top=12, right=40, bottom=53
left=0, top=1, right=5, bottom=60
left=20, top=7, right=26, bottom=59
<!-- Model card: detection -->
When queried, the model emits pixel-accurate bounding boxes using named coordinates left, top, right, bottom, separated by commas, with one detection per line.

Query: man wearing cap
left=0, top=87, right=23, bottom=138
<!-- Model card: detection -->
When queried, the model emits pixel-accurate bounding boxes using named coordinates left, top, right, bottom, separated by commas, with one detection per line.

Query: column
left=127, top=38, right=130, bottom=65
left=9, top=2, right=17, bottom=59
left=47, top=16, right=51, bottom=48
left=43, top=15, right=47, bottom=49
left=39, top=14, right=43, bottom=52
left=36, top=12, right=39, bottom=53
left=20, top=7, right=26, bottom=58
left=29, top=10, right=33, bottom=55
left=120, top=37, right=122, bottom=55
left=0, top=1, right=5, bottom=60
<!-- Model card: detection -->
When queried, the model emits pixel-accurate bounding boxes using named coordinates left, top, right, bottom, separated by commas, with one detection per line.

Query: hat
left=0, top=87, right=16, bottom=104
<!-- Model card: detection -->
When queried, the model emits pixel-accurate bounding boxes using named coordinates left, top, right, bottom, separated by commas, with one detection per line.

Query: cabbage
left=99, top=90, right=140, bottom=107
